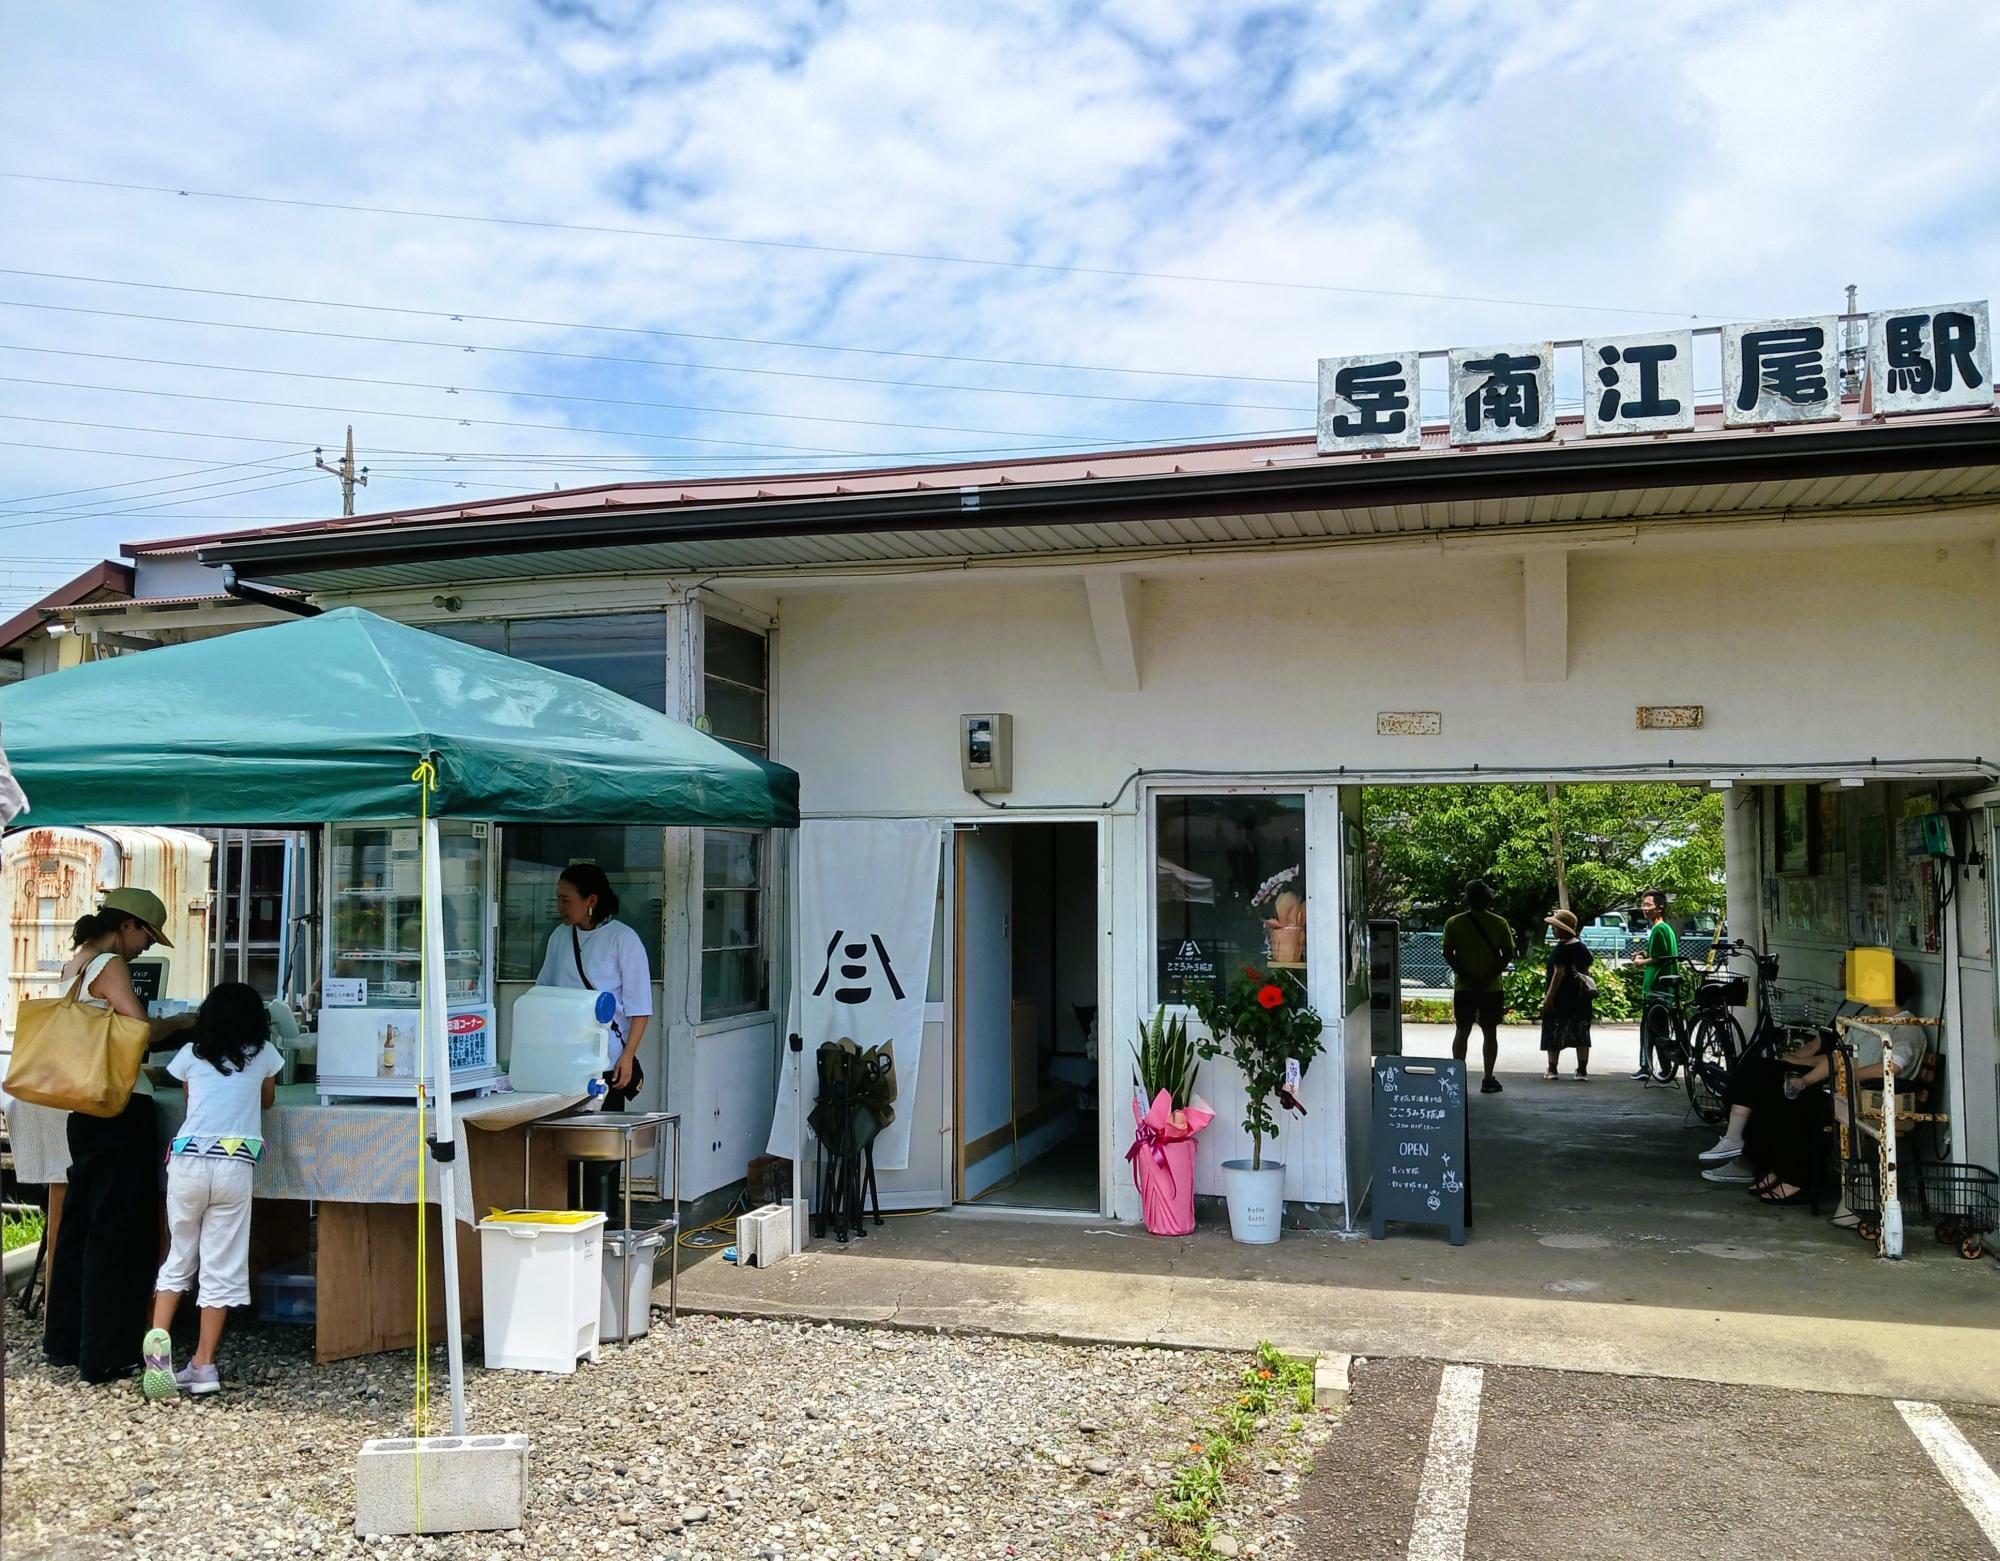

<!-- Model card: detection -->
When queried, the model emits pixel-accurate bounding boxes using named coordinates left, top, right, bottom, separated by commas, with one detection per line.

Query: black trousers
left=45, top=1096, right=160, bottom=1383
left=581, top=1056, right=644, bottom=1225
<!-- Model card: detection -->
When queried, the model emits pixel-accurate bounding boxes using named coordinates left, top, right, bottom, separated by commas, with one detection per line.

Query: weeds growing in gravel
left=1154, top=1342, right=1317, bottom=1555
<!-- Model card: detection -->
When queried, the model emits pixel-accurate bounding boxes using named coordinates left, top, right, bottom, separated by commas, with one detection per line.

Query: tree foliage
left=1363, top=783, right=1725, bottom=949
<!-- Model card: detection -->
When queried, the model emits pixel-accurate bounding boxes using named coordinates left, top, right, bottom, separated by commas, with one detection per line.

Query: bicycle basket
left=1694, top=975, right=1749, bottom=1010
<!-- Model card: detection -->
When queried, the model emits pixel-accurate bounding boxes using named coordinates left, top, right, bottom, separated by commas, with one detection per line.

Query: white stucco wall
left=771, top=529, right=2000, bottom=1220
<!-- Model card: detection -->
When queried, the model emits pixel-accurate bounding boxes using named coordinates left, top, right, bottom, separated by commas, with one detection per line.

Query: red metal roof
left=0, top=561, right=135, bottom=653
left=125, top=392, right=2000, bottom=560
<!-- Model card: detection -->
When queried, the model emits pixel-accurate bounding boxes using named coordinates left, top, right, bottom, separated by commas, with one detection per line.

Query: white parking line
left=1407, top=1364, right=1485, bottom=1561
left=1897, top=1399, right=2000, bottom=1551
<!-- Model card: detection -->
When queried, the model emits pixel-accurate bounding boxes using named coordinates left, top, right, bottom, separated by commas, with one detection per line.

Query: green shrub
left=1502, top=950, right=1640, bottom=1023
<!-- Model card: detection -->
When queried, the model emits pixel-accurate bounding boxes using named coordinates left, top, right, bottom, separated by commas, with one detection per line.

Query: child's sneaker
left=175, top=1362, right=222, bottom=1397
left=140, top=1329, right=177, bottom=1401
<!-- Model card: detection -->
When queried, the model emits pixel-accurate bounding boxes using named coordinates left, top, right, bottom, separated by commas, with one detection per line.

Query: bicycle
left=1636, top=945, right=1726, bottom=1086
left=1678, top=940, right=1838, bottom=1126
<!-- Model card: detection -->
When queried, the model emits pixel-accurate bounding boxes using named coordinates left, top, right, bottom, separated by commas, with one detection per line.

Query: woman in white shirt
left=536, top=864, right=653, bottom=1217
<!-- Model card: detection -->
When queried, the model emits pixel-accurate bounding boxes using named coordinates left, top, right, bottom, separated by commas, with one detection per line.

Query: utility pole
left=314, top=425, right=368, bottom=516
left=1547, top=783, right=1571, bottom=914
left=1839, top=283, right=1862, bottom=397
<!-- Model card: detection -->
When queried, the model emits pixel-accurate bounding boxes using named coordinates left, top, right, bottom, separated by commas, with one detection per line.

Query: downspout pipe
left=219, top=566, right=321, bottom=618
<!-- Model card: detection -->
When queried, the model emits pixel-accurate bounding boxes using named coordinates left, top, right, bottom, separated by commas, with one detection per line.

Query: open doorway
left=955, top=821, right=1100, bottom=1210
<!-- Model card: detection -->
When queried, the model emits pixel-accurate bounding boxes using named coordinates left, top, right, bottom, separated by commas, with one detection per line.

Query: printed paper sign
left=323, top=977, right=368, bottom=1007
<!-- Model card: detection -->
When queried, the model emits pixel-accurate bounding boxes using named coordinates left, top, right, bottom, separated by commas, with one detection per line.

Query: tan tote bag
left=4, top=965, right=150, bottom=1118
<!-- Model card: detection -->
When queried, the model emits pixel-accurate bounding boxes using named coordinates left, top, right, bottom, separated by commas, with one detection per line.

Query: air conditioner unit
left=735, top=1203, right=794, bottom=1269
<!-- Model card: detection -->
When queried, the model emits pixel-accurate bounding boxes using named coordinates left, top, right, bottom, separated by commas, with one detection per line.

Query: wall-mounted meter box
left=961, top=713, right=1014, bottom=794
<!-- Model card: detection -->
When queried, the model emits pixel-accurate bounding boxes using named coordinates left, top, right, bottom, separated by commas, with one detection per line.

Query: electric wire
left=0, top=266, right=1313, bottom=386
left=0, top=297, right=1311, bottom=411
left=0, top=340, right=1275, bottom=440
left=0, top=174, right=1731, bottom=318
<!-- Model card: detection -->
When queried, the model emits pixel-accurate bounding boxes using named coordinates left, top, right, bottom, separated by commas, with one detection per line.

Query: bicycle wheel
left=1684, top=1011, right=1744, bottom=1125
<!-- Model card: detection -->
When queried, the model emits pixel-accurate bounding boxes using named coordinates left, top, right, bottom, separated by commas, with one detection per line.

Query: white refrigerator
left=315, top=818, right=502, bottom=1100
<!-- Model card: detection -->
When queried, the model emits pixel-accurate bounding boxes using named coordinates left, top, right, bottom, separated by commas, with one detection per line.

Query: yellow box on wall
left=1847, top=946, right=1896, bottom=1006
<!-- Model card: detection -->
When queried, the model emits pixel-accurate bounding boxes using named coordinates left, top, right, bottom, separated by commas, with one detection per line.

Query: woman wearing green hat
left=45, top=887, right=195, bottom=1384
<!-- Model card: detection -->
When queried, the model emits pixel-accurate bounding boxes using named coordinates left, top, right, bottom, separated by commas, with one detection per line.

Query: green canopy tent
left=0, top=608, right=800, bottom=1435
left=0, top=606, right=797, bottom=829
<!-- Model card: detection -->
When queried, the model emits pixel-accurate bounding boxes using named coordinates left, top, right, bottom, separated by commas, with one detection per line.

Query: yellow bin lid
left=483, top=1209, right=602, bottom=1226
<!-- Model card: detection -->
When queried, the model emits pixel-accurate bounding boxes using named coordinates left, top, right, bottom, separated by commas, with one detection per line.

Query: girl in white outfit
left=141, top=983, right=285, bottom=1399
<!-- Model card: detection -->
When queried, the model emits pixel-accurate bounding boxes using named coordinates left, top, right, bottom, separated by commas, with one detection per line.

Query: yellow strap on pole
left=410, top=757, right=437, bottom=1526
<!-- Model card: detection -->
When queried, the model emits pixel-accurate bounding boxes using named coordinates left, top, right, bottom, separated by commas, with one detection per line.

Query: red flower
left=1242, top=965, right=1265, bottom=980
left=1257, top=984, right=1285, bottom=1009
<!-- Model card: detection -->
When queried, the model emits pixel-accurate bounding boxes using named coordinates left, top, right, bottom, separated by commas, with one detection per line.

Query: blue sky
left=0, top=0, right=1996, bottom=607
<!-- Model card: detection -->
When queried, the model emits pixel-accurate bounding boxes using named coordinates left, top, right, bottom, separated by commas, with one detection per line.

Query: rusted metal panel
left=2, top=826, right=214, bottom=1043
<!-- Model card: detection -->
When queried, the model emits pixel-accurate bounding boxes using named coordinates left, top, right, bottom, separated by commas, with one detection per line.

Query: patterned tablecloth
left=5, top=1083, right=584, bottom=1224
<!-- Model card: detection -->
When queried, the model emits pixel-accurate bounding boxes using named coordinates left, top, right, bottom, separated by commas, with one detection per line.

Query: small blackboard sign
left=1369, top=1055, right=1470, bottom=1245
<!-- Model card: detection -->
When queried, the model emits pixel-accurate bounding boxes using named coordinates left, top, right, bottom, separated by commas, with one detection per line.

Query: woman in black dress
left=1540, top=909, right=1595, bottom=1081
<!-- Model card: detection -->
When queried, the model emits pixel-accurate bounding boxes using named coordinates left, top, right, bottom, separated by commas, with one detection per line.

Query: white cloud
left=0, top=0, right=1994, bottom=597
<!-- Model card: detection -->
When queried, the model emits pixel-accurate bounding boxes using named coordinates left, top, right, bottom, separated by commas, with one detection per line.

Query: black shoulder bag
left=571, top=926, right=624, bottom=1041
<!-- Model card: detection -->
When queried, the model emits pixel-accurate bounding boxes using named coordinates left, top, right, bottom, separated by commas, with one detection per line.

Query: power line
left=0, top=172, right=1731, bottom=318
left=0, top=296, right=1310, bottom=410
left=6, top=469, right=329, bottom=523
left=0, top=388, right=1309, bottom=460
left=0, top=339, right=1271, bottom=440
left=0, top=445, right=314, bottom=507
left=0, top=473, right=328, bottom=535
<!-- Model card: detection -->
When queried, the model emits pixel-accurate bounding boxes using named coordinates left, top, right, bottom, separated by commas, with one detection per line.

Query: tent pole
left=422, top=818, right=470, bottom=1436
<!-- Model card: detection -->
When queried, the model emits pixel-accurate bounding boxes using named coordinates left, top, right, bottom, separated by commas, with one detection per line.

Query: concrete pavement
left=1289, top=1358, right=2000, bottom=1560
left=674, top=1024, right=2000, bottom=1404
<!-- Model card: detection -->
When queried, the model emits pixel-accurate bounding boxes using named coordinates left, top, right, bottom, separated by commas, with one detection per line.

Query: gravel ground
left=3, top=1313, right=1324, bottom=1560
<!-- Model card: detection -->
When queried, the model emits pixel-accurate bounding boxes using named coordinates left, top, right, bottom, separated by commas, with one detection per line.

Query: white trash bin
left=478, top=1210, right=605, bottom=1373
left=600, top=1229, right=667, bottom=1343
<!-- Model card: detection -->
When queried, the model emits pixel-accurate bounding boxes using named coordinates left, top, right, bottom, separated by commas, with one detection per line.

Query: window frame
left=1145, top=782, right=1323, bottom=1014
left=697, top=606, right=771, bottom=757
left=697, top=826, right=769, bottom=1024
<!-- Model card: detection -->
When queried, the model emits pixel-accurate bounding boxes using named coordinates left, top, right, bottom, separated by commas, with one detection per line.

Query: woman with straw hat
left=45, top=888, right=196, bottom=1384
left=1539, top=908, right=1597, bottom=1083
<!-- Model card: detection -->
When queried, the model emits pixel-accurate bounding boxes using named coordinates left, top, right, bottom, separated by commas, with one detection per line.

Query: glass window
left=425, top=614, right=667, bottom=711
left=703, top=615, right=768, bottom=754
left=701, top=829, right=767, bottom=1020
left=498, top=826, right=664, bottom=982
left=328, top=820, right=489, bottom=1006
left=509, top=614, right=667, bottom=710
left=1154, top=794, right=1307, bottom=1005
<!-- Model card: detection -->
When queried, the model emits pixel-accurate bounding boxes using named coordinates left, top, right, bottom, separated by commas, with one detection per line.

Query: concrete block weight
left=355, top=1434, right=531, bottom=1535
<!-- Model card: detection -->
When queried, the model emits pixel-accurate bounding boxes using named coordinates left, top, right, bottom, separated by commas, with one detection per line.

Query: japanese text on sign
left=1315, top=301, right=1989, bottom=455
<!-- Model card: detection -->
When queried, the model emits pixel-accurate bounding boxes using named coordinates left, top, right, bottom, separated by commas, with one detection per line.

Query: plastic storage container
left=478, top=1210, right=605, bottom=1372
left=507, top=987, right=617, bottom=1095
left=254, top=1255, right=316, bottom=1324
left=600, top=1228, right=667, bottom=1343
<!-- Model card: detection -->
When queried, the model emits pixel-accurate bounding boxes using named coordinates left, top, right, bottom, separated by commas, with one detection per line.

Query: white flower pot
left=1220, top=1158, right=1285, bottom=1244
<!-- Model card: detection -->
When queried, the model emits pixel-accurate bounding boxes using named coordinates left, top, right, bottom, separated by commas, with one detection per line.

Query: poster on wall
left=1778, top=785, right=1812, bottom=874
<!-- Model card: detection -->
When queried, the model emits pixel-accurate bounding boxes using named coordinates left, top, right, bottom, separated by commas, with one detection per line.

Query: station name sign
left=1316, top=300, right=1990, bottom=455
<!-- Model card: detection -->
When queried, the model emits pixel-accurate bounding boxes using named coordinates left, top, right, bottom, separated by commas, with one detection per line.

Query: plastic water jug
left=508, top=986, right=616, bottom=1096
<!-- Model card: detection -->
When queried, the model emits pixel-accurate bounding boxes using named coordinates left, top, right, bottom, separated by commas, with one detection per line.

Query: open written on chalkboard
left=1369, top=1056, right=1471, bottom=1246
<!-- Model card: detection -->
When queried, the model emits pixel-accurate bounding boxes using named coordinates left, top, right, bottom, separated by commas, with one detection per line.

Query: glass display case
left=317, top=819, right=500, bottom=1100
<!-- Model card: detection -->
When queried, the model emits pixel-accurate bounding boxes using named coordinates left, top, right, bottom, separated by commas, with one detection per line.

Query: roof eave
left=195, top=415, right=2000, bottom=580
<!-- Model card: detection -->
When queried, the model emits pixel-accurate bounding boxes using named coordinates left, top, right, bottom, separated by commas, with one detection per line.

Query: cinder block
left=1313, top=1352, right=1352, bottom=1412
left=737, top=1202, right=794, bottom=1268
left=355, top=1434, right=530, bottom=1535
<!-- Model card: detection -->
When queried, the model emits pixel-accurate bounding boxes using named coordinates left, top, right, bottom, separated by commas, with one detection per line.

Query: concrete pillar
left=1723, top=785, right=1763, bottom=955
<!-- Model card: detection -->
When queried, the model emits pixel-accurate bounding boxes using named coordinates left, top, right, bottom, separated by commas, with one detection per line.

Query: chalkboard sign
left=1369, top=1056, right=1470, bottom=1245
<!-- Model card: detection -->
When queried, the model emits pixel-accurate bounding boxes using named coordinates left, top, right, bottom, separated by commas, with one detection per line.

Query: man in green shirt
left=1631, top=888, right=1679, bottom=1080
left=1441, top=880, right=1517, bottom=1095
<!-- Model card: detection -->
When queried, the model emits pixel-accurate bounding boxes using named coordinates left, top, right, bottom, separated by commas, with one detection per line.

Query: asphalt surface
left=1291, top=1357, right=1999, bottom=1560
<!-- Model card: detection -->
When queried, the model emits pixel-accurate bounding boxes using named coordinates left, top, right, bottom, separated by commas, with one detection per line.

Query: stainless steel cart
left=523, top=1110, right=680, bottom=1339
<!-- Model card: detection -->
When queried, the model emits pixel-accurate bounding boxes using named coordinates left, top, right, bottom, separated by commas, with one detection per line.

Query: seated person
left=1699, top=957, right=1921, bottom=1206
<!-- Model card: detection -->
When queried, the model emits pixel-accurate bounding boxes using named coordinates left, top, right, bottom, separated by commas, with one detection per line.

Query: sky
left=1, top=0, right=1996, bottom=609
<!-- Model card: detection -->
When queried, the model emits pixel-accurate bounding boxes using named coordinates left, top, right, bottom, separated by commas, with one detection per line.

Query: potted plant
left=1189, top=967, right=1325, bottom=1244
left=1127, top=1007, right=1213, bottom=1236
